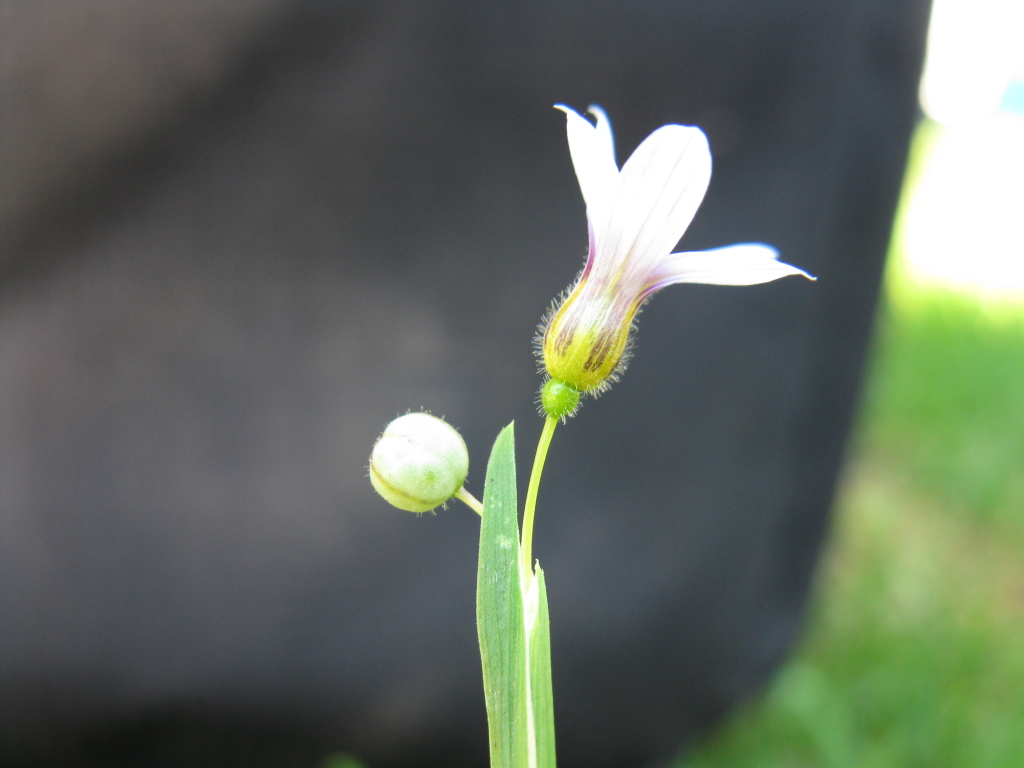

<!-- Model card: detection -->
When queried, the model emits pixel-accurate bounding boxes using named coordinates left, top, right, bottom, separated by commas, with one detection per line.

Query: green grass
left=677, top=149, right=1024, bottom=766
left=860, top=287, right=1024, bottom=541
left=678, top=452, right=1024, bottom=768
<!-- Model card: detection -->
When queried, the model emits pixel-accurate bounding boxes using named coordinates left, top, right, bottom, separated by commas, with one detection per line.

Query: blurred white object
left=919, top=0, right=1024, bottom=125
left=902, top=117, right=1024, bottom=300
left=900, top=0, right=1024, bottom=301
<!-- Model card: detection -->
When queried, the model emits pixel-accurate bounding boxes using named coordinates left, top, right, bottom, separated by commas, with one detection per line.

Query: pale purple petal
left=600, top=124, right=712, bottom=280
left=555, top=104, right=619, bottom=238
left=645, top=243, right=816, bottom=293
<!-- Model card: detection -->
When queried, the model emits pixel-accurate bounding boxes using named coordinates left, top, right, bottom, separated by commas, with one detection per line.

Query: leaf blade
left=529, top=565, right=557, bottom=768
left=476, top=423, right=529, bottom=768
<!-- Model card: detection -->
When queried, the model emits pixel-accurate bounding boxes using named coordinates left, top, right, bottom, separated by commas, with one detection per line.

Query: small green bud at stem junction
left=540, top=378, right=581, bottom=420
left=369, top=413, right=470, bottom=513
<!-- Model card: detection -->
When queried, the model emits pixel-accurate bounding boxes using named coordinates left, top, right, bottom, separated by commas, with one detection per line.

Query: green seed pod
left=540, top=378, right=581, bottom=420
left=369, top=413, right=470, bottom=513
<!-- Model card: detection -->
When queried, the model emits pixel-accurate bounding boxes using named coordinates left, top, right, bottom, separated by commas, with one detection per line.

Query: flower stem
left=455, top=486, right=484, bottom=516
left=521, top=414, right=559, bottom=572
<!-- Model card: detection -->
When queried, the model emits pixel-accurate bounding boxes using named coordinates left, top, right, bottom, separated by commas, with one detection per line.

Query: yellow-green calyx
left=369, top=413, right=470, bottom=513
left=542, top=278, right=638, bottom=393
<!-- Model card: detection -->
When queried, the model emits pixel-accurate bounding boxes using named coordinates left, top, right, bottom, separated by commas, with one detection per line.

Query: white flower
left=542, top=104, right=815, bottom=394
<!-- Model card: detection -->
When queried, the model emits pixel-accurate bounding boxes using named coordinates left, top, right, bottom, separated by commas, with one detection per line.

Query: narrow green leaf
left=529, top=565, right=557, bottom=768
left=477, top=423, right=529, bottom=768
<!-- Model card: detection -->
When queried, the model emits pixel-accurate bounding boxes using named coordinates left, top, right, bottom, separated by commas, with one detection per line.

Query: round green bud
left=369, top=412, right=470, bottom=513
left=541, top=378, right=581, bottom=420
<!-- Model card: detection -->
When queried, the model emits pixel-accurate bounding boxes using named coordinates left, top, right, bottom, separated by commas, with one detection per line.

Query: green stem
left=455, top=486, right=484, bottom=516
left=521, top=415, right=559, bottom=572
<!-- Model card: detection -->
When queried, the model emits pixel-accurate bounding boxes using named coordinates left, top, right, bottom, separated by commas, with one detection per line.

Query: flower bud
left=369, top=413, right=470, bottom=513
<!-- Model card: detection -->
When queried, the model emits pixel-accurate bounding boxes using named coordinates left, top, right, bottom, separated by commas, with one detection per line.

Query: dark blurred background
left=0, top=2, right=931, bottom=767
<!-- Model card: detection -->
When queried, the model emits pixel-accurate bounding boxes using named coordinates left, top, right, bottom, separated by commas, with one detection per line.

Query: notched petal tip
left=556, top=103, right=620, bottom=232
left=586, top=105, right=614, bottom=147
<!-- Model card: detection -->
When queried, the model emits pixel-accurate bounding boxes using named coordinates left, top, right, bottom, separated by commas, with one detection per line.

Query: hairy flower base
left=543, top=284, right=639, bottom=393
